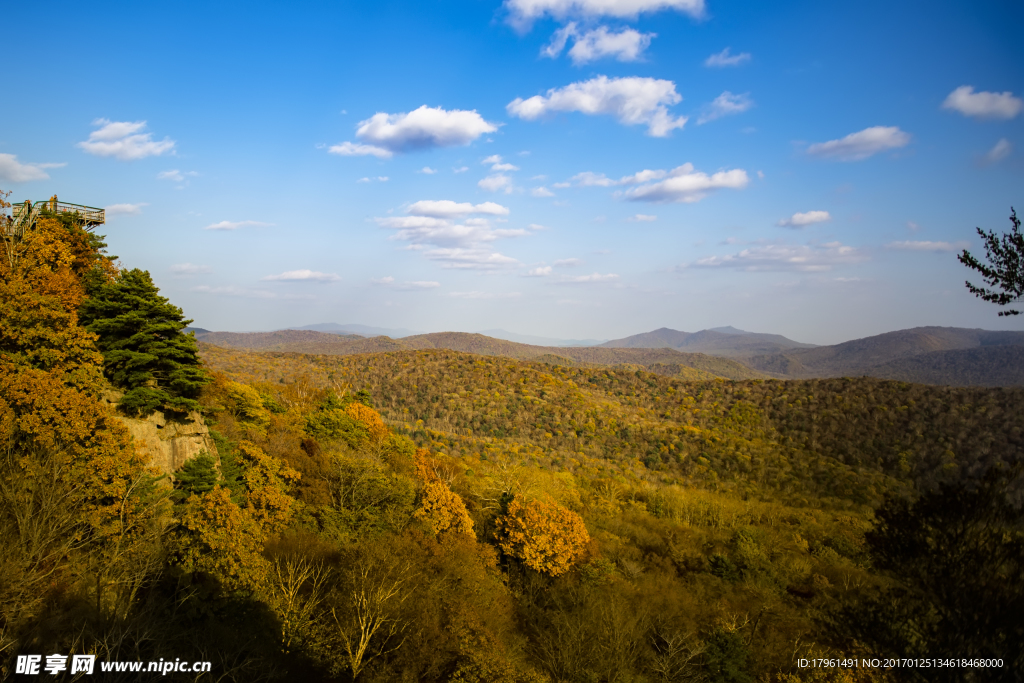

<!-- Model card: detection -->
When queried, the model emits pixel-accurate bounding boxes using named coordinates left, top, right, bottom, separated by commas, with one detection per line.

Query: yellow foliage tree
left=412, top=449, right=474, bottom=538
left=345, top=402, right=388, bottom=441
left=176, top=486, right=268, bottom=591
left=0, top=216, right=107, bottom=384
left=495, top=496, right=589, bottom=576
left=236, top=440, right=300, bottom=530
left=415, top=480, right=475, bottom=537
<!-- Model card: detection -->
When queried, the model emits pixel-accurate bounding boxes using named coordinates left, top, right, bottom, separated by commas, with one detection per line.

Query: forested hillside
left=744, top=326, right=1024, bottom=386
left=194, top=330, right=765, bottom=380
left=3, top=195, right=1022, bottom=682
left=199, top=345, right=1024, bottom=506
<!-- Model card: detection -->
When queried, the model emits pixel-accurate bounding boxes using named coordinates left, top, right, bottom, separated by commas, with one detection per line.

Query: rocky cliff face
left=102, top=392, right=217, bottom=475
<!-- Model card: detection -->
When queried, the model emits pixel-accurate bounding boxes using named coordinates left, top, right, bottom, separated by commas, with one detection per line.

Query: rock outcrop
left=102, top=392, right=217, bottom=475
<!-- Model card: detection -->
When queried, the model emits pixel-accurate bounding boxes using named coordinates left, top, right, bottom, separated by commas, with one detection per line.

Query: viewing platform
left=4, top=196, right=105, bottom=240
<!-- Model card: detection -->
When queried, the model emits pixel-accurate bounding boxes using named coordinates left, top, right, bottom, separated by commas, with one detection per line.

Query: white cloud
left=203, top=220, right=273, bottom=231
left=377, top=200, right=525, bottom=270
left=424, top=248, right=521, bottom=270
left=570, top=171, right=616, bottom=186
left=525, top=266, right=553, bottom=276
left=558, top=272, right=619, bottom=283
left=333, top=106, right=498, bottom=157
left=543, top=24, right=655, bottom=64
left=505, top=0, right=704, bottom=28
left=942, top=86, right=1022, bottom=120
left=906, top=221, right=922, bottom=232
left=554, top=257, right=583, bottom=266
left=627, top=213, right=657, bottom=221
left=104, top=203, right=148, bottom=216
left=507, top=75, right=687, bottom=137
left=697, top=91, right=753, bottom=124
left=373, top=276, right=441, bottom=289
left=617, top=168, right=668, bottom=184
left=688, top=241, right=865, bottom=271
left=170, top=263, right=212, bottom=276
left=261, top=269, right=341, bottom=282
left=0, top=154, right=65, bottom=182
left=886, top=240, right=967, bottom=253
left=479, top=174, right=513, bottom=193
left=453, top=166, right=470, bottom=173
left=397, top=280, right=441, bottom=290
left=806, top=126, right=911, bottom=161
left=984, top=138, right=1012, bottom=164
left=529, top=223, right=548, bottom=230
left=379, top=218, right=527, bottom=247
left=482, top=155, right=503, bottom=164
left=77, top=119, right=175, bottom=160
left=157, top=169, right=198, bottom=182
left=407, top=200, right=510, bottom=218
left=557, top=163, right=747, bottom=202
left=329, top=141, right=392, bottom=158
left=419, top=166, right=438, bottom=174
left=379, top=218, right=504, bottom=246
left=357, top=176, right=390, bottom=182
left=449, top=290, right=522, bottom=299
left=491, top=162, right=520, bottom=171
left=622, top=163, right=749, bottom=203
left=570, top=26, right=654, bottom=63
left=704, top=47, right=750, bottom=67
left=192, top=285, right=277, bottom=299
left=777, top=210, right=831, bottom=228
left=531, top=186, right=555, bottom=197
left=541, top=23, right=577, bottom=57
left=377, top=216, right=451, bottom=230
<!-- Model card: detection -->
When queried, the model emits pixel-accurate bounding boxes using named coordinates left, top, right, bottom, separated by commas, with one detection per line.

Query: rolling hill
left=193, top=329, right=766, bottom=380
left=601, top=326, right=818, bottom=357
left=194, top=325, right=1024, bottom=387
left=743, top=326, right=1024, bottom=386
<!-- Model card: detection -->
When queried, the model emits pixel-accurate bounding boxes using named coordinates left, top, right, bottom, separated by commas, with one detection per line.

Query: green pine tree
left=79, top=268, right=209, bottom=416
left=172, top=450, right=219, bottom=502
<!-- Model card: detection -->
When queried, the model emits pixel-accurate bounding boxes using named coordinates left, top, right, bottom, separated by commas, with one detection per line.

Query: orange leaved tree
left=412, top=449, right=474, bottom=538
left=495, top=496, right=589, bottom=576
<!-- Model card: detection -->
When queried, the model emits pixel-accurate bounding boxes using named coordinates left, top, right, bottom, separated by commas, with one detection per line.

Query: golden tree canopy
left=495, top=496, right=589, bottom=576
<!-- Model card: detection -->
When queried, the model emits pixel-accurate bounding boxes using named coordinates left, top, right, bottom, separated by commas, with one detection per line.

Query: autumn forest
left=1, top=198, right=1022, bottom=683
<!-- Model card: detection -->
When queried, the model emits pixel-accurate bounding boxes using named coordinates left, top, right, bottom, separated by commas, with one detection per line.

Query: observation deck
left=4, top=196, right=105, bottom=241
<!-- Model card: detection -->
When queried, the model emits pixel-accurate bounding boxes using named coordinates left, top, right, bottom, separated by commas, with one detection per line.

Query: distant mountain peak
left=601, top=326, right=814, bottom=356
left=288, top=323, right=423, bottom=338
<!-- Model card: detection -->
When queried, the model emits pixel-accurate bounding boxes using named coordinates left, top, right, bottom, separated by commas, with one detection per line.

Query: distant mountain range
left=286, top=323, right=605, bottom=347
left=475, top=329, right=606, bottom=347
left=191, top=324, right=1024, bottom=388
left=742, top=326, right=1024, bottom=386
left=193, top=330, right=762, bottom=381
left=600, top=327, right=817, bottom=357
left=288, top=323, right=423, bottom=338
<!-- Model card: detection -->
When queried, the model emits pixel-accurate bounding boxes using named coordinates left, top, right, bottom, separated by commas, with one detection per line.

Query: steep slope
left=868, top=345, right=1024, bottom=387
left=745, top=326, right=1024, bottom=382
left=600, top=327, right=693, bottom=349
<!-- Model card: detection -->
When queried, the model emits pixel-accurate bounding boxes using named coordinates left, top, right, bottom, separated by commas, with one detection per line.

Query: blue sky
left=3, top=0, right=1022, bottom=344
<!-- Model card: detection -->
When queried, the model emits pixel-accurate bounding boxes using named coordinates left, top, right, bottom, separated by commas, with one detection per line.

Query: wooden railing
left=10, top=199, right=105, bottom=227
